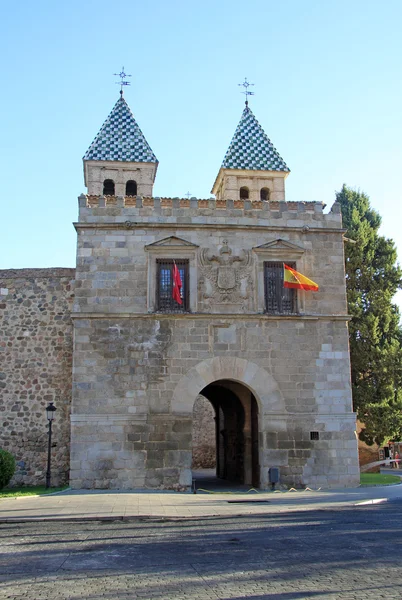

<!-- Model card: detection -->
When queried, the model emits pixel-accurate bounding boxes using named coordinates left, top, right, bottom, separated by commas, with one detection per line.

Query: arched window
left=125, top=180, right=137, bottom=196
left=260, top=188, right=270, bottom=201
left=240, top=187, right=249, bottom=200
left=103, top=179, right=115, bottom=195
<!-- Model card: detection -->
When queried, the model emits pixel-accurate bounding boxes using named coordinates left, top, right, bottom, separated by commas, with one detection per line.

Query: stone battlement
left=77, top=195, right=342, bottom=228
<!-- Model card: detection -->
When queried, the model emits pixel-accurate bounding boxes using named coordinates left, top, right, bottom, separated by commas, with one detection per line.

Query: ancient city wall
left=0, top=198, right=359, bottom=491
left=70, top=197, right=359, bottom=490
left=0, top=269, right=74, bottom=486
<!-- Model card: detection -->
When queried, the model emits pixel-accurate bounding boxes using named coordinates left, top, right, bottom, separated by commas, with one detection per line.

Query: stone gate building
left=0, top=92, right=360, bottom=489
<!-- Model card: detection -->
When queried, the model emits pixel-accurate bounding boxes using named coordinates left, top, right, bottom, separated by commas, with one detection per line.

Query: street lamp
left=45, top=402, right=57, bottom=489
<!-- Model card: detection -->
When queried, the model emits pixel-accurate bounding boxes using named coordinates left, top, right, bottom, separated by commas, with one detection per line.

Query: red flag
left=172, top=263, right=182, bottom=304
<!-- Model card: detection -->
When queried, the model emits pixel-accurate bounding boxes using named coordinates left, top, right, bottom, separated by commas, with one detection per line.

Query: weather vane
left=114, top=67, right=131, bottom=96
left=238, top=77, right=255, bottom=107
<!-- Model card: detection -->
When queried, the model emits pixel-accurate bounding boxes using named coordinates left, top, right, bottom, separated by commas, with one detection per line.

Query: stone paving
left=1, top=482, right=402, bottom=522
left=1, top=504, right=402, bottom=599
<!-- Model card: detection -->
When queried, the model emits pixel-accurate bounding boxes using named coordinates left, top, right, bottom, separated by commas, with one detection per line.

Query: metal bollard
left=269, top=467, right=280, bottom=491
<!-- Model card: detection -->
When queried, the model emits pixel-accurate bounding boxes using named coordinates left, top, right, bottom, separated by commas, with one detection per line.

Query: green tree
left=336, top=184, right=402, bottom=445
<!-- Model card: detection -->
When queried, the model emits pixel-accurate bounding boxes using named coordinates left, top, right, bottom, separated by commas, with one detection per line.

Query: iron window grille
left=310, top=431, right=320, bottom=441
left=264, top=261, right=297, bottom=314
left=156, top=259, right=189, bottom=313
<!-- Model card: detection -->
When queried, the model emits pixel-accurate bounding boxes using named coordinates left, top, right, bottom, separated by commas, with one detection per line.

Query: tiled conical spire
left=84, top=96, right=157, bottom=163
left=221, top=106, right=289, bottom=172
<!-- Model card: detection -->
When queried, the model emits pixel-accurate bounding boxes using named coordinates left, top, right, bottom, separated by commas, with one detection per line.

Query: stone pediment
left=253, top=238, right=304, bottom=255
left=145, top=236, right=199, bottom=251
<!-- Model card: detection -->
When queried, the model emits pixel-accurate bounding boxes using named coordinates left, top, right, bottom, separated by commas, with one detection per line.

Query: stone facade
left=70, top=196, right=359, bottom=490
left=0, top=97, right=360, bottom=491
left=0, top=269, right=74, bottom=486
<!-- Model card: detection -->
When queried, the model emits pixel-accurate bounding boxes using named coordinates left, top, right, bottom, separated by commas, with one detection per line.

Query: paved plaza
left=1, top=482, right=402, bottom=599
left=1, top=501, right=402, bottom=599
left=1, top=476, right=402, bottom=522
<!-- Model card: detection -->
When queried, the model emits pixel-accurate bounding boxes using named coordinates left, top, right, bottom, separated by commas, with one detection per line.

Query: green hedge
left=0, top=449, right=16, bottom=490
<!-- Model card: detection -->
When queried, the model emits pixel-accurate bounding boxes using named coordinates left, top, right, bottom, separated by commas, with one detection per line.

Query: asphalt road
left=1, top=501, right=402, bottom=600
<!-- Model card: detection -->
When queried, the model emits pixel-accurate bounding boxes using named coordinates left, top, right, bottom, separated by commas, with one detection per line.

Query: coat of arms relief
left=198, top=240, right=253, bottom=312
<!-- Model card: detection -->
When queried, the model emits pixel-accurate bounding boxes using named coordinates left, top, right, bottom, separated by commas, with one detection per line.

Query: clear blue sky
left=1, top=1, right=402, bottom=303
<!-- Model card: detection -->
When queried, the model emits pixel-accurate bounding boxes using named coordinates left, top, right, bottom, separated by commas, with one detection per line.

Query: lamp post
left=45, top=402, right=57, bottom=489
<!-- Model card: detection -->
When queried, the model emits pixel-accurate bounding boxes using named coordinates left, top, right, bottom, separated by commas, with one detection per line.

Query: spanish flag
left=284, top=264, right=319, bottom=292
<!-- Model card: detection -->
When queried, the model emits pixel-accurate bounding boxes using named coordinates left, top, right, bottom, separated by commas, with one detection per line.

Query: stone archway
left=171, top=357, right=285, bottom=489
left=191, top=379, right=260, bottom=487
left=170, top=356, right=284, bottom=416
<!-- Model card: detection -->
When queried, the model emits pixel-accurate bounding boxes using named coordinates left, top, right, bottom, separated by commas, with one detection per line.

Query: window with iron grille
left=156, top=259, right=189, bottom=313
left=264, top=261, right=297, bottom=314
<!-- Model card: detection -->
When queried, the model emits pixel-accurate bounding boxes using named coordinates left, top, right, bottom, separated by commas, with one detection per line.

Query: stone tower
left=212, top=105, right=289, bottom=202
left=69, top=94, right=359, bottom=491
left=83, top=93, right=158, bottom=197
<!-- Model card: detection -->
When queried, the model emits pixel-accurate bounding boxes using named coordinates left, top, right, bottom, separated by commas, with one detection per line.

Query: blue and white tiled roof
left=84, top=96, right=158, bottom=163
left=221, top=106, right=289, bottom=172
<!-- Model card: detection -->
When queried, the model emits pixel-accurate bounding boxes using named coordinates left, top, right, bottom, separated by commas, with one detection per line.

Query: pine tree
left=336, top=184, right=402, bottom=445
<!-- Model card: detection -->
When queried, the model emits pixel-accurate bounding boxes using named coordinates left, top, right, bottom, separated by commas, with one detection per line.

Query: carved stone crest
left=199, top=240, right=253, bottom=309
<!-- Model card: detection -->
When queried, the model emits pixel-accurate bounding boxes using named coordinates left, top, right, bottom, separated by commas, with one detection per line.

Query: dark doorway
left=192, top=380, right=260, bottom=489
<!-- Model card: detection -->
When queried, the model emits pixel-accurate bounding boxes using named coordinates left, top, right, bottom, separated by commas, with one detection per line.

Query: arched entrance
left=171, top=356, right=285, bottom=489
left=192, top=379, right=260, bottom=488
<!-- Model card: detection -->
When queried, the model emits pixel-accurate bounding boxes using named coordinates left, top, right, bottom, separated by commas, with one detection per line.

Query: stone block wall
left=0, top=269, right=74, bottom=486
left=70, top=315, right=358, bottom=490
left=74, top=196, right=347, bottom=317
left=213, top=169, right=287, bottom=202
left=68, top=195, right=359, bottom=490
left=0, top=196, right=362, bottom=491
left=84, top=160, right=157, bottom=198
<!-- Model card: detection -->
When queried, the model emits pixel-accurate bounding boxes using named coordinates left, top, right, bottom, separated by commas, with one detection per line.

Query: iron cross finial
left=185, top=191, right=192, bottom=199
left=114, top=67, right=131, bottom=96
left=238, top=77, right=255, bottom=107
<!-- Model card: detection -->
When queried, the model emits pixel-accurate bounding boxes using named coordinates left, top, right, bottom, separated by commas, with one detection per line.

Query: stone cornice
left=70, top=414, right=147, bottom=422
left=73, top=221, right=346, bottom=234
left=70, top=412, right=356, bottom=421
left=71, top=312, right=351, bottom=321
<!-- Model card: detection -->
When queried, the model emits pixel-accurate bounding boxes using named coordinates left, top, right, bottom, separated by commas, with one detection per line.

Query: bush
left=0, top=449, right=16, bottom=490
